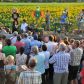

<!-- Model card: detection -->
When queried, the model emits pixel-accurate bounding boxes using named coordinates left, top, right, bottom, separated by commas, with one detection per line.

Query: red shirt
left=80, top=68, right=84, bottom=84
left=14, top=41, right=25, bottom=50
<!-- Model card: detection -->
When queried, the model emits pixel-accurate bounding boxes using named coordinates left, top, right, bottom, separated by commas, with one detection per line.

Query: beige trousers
left=53, top=72, right=68, bottom=84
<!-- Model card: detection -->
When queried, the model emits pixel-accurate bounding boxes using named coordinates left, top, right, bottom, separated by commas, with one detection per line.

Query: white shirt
left=45, top=41, right=58, bottom=56
left=21, top=23, right=28, bottom=32
left=16, top=53, right=27, bottom=66
left=70, top=47, right=83, bottom=66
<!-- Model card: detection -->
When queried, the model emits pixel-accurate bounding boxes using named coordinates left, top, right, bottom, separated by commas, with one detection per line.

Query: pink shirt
left=14, top=41, right=25, bottom=50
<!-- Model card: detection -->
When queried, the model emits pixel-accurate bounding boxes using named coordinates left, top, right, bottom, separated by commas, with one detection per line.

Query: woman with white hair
left=5, top=55, right=17, bottom=84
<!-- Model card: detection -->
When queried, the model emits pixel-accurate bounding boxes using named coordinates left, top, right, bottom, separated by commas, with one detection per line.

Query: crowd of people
left=0, top=27, right=84, bottom=84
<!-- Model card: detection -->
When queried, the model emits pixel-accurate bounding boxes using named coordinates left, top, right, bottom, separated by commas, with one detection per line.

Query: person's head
left=64, top=40, right=69, bottom=45
left=49, top=35, right=54, bottom=41
left=46, top=10, right=49, bottom=13
left=17, top=36, right=21, bottom=41
left=19, top=47, right=24, bottom=55
left=31, top=46, right=39, bottom=55
left=6, top=39, right=11, bottom=46
left=12, top=9, right=17, bottom=13
left=28, top=58, right=37, bottom=69
left=6, top=55, right=14, bottom=64
left=42, top=45, right=47, bottom=51
left=36, top=6, right=40, bottom=10
left=23, top=19, right=26, bottom=23
left=58, top=43, right=66, bottom=51
left=13, top=31, right=18, bottom=36
left=28, top=31, right=33, bottom=36
left=63, top=37, right=68, bottom=42
left=24, top=33, right=28, bottom=38
left=43, top=36, right=49, bottom=43
left=82, top=9, right=84, bottom=13
left=74, top=40, right=80, bottom=48
left=70, top=39, right=75, bottom=44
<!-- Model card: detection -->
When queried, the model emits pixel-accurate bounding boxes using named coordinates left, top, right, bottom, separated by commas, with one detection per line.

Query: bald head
left=28, top=58, right=37, bottom=69
left=59, top=43, right=66, bottom=51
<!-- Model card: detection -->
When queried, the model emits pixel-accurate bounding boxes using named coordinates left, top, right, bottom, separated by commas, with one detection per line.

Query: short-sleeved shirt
left=70, top=48, right=83, bottom=66
left=14, top=41, right=25, bottom=50
left=2, top=45, right=17, bottom=58
left=18, top=70, right=42, bottom=84
left=16, top=53, right=27, bottom=66
left=34, top=53, right=45, bottom=74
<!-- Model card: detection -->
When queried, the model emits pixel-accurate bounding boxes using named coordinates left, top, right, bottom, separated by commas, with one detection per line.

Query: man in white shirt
left=45, top=35, right=58, bottom=56
left=20, top=19, right=28, bottom=33
left=45, top=35, right=58, bottom=81
left=68, top=40, right=83, bottom=84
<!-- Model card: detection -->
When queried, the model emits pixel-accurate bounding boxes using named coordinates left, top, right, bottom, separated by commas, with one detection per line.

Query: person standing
left=49, top=43, right=71, bottom=84
left=14, top=36, right=25, bottom=53
left=68, top=40, right=83, bottom=84
left=16, top=47, right=27, bottom=66
left=45, top=10, right=50, bottom=30
left=21, top=33, right=31, bottom=55
left=20, top=19, right=28, bottom=33
left=60, top=9, right=69, bottom=32
left=35, top=6, right=41, bottom=24
left=18, top=58, right=42, bottom=84
left=5, top=55, right=17, bottom=84
left=12, top=20, right=18, bottom=33
left=45, top=35, right=58, bottom=81
left=40, top=45, right=50, bottom=81
left=77, top=9, right=84, bottom=30
left=12, top=9, right=19, bottom=33
left=31, top=46, right=45, bottom=84
left=10, top=31, right=18, bottom=44
left=2, top=39, right=17, bottom=58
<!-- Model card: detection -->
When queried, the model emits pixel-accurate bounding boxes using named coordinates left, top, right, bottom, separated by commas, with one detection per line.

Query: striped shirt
left=18, top=70, right=42, bottom=84
left=49, top=51, right=70, bottom=73
left=70, top=48, right=83, bottom=66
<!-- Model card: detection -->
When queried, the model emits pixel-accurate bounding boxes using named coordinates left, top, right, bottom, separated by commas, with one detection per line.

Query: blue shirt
left=49, top=51, right=70, bottom=73
left=34, top=53, right=45, bottom=74
left=4, top=65, right=17, bottom=70
left=30, top=40, right=42, bottom=48
left=60, top=15, right=67, bottom=23
left=21, top=38, right=31, bottom=55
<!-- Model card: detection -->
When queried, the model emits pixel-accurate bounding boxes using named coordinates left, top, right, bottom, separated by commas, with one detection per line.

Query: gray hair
left=59, top=43, right=66, bottom=51
left=13, top=31, right=18, bottom=36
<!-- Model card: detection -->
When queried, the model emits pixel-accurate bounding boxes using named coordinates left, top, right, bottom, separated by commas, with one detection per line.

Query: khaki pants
left=53, top=72, right=68, bottom=84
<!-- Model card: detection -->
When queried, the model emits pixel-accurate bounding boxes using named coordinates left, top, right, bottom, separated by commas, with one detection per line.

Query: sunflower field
left=0, top=3, right=84, bottom=30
